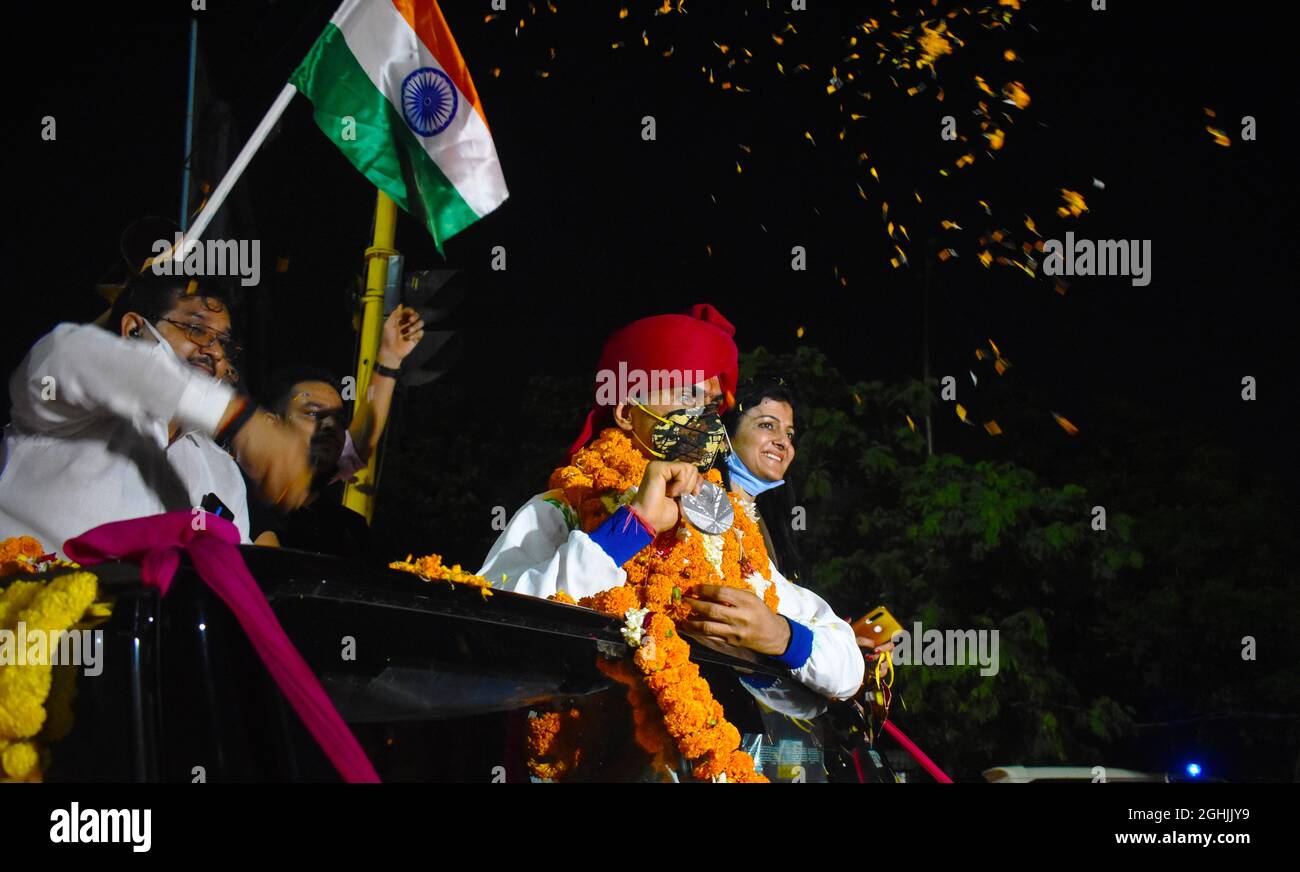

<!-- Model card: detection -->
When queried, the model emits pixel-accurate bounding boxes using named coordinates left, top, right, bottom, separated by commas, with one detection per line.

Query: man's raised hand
left=379, top=304, right=425, bottom=369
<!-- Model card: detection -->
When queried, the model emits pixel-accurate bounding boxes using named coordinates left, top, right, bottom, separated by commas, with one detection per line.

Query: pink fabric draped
left=65, top=512, right=380, bottom=783
left=883, top=720, right=954, bottom=783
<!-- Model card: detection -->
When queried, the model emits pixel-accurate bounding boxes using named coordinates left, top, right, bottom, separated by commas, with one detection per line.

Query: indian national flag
left=291, top=0, right=508, bottom=252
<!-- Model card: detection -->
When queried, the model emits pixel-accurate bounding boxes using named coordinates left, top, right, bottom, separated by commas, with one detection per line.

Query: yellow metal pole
left=342, top=191, right=399, bottom=522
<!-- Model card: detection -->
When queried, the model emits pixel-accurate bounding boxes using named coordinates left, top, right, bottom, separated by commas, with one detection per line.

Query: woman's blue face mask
left=725, top=449, right=785, bottom=496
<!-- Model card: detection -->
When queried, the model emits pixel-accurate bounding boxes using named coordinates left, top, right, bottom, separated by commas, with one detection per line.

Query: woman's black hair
left=721, top=377, right=805, bottom=583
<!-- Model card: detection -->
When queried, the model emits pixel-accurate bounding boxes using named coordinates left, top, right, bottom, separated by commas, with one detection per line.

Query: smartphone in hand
left=852, top=605, right=902, bottom=651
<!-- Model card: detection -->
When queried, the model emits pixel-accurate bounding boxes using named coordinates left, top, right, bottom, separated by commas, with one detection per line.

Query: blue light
left=1185, top=763, right=1202, bottom=778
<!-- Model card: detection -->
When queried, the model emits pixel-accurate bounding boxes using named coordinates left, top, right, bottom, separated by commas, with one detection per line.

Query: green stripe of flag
left=291, top=23, right=479, bottom=253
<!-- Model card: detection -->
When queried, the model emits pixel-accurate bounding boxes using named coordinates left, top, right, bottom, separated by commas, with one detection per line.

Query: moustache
left=188, top=354, right=216, bottom=377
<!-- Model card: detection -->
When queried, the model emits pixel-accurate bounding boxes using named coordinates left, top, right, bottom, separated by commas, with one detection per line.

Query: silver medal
left=679, top=481, right=734, bottom=534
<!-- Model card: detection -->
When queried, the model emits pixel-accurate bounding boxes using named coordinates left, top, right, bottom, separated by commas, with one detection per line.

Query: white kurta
left=0, top=322, right=249, bottom=555
left=478, top=493, right=865, bottom=699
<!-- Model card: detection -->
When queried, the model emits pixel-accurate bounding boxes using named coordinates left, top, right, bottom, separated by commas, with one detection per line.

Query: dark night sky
left=6, top=0, right=1297, bottom=487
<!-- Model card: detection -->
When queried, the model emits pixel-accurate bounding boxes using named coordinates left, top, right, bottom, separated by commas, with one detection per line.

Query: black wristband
left=216, top=395, right=256, bottom=449
left=374, top=362, right=402, bottom=379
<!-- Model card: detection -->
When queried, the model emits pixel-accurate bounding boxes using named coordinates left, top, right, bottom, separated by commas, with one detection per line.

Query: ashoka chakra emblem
left=401, top=67, right=458, bottom=136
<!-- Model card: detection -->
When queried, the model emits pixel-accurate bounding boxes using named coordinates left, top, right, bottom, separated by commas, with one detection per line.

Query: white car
left=983, top=765, right=1168, bottom=783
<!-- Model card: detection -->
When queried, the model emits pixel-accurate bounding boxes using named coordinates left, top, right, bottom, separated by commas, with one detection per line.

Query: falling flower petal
left=1052, top=412, right=1079, bottom=435
left=1002, top=81, right=1030, bottom=108
left=1060, top=188, right=1089, bottom=216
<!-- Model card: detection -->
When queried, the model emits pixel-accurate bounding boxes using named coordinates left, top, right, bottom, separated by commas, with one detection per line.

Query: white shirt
left=0, top=322, right=249, bottom=556
left=478, top=494, right=866, bottom=699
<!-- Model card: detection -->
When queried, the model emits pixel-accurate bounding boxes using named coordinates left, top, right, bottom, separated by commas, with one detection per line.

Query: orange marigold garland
left=389, top=553, right=496, bottom=600
left=542, top=428, right=779, bottom=782
left=525, top=707, right=584, bottom=781
left=0, top=536, right=73, bottom=579
left=595, top=656, right=673, bottom=761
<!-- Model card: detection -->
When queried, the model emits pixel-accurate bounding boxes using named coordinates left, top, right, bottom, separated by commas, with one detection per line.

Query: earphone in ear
left=130, top=327, right=141, bottom=337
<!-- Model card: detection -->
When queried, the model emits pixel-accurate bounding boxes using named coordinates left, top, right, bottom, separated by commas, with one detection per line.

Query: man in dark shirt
left=248, top=305, right=423, bottom=557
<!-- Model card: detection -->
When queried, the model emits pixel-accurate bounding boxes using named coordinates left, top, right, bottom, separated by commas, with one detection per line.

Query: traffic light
left=390, top=265, right=466, bottom=387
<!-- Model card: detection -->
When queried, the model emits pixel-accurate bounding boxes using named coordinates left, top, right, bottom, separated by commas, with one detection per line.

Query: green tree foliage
left=741, top=346, right=1297, bottom=781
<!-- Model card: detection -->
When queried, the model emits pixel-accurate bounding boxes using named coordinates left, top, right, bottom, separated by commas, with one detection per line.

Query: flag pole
left=342, top=191, right=399, bottom=524
left=180, top=18, right=199, bottom=231
left=172, top=82, right=299, bottom=260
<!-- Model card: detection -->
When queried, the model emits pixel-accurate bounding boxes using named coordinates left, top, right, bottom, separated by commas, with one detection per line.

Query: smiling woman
left=722, top=377, right=804, bottom=583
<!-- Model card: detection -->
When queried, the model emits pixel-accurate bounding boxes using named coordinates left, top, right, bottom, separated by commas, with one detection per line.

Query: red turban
left=566, top=303, right=739, bottom=459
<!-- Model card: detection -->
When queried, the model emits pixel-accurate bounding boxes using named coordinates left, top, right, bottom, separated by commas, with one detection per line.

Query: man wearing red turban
left=477, top=304, right=863, bottom=702
left=566, top=302, right=740, bottom=459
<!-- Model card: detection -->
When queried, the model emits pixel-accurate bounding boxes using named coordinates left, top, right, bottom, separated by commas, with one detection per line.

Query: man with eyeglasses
left=0, top=272, right=312, bottom=556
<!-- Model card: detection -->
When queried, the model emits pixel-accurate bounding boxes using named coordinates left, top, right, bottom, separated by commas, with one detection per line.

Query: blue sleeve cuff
left=586, top=505, right=654, bottom=567
left=772, top=617, right=814, bottom=670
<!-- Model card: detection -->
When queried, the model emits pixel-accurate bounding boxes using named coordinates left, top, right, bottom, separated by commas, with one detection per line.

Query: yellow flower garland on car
left=531, top=428, right=779, bottom=782
left=0, top=537, right=100, bottom=782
